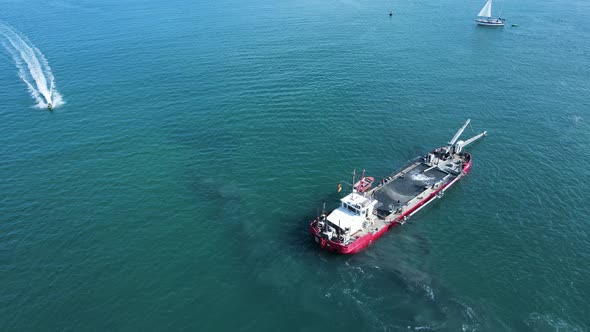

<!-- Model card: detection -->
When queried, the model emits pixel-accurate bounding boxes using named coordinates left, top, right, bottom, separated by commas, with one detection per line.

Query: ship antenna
left=351, top=168, right=356, bottom=192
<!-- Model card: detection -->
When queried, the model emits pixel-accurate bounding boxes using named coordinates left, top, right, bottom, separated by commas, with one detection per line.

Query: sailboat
left=475, top=0, right=505, bottom=26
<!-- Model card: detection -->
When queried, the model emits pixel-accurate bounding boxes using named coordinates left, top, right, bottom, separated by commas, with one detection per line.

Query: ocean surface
left=1, top=0, right=589, bottom=330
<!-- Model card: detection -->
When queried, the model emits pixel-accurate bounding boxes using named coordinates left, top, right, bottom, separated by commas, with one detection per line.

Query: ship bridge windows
left=342, top=203, right=361, bottom=215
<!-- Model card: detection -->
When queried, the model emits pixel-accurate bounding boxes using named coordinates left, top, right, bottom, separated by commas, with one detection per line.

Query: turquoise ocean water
left=1, top=0, right=589, bottom=330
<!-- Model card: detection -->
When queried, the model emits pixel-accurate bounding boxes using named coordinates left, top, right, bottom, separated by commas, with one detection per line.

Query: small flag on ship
left=337, top=183, right=342, bottom=193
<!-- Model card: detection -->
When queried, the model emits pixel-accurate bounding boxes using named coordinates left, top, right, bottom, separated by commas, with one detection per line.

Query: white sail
left=477, top=0, right=493, bottom=17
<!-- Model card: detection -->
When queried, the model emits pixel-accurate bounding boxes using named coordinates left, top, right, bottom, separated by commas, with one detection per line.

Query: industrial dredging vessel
left=309, top=120, right=487, bottom=254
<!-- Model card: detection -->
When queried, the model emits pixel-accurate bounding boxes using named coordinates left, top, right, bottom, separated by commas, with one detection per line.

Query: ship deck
left=370, top=162, right=453, bottom=218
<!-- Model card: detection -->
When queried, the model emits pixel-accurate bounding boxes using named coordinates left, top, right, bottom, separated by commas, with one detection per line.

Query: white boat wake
left=0, top=23, right=63, bottom=109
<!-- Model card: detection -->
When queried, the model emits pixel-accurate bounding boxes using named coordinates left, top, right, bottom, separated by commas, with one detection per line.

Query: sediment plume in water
left=0, top=23, right=63, bottom=109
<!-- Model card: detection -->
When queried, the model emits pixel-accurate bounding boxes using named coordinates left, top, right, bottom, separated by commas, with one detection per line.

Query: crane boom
left=448, top=119, right=471, bottom=146
left=461, top=131, right=487, bottom=148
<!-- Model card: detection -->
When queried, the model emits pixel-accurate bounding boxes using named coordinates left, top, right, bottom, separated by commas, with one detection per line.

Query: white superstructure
left=320, top=192, right=378, bottom=242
